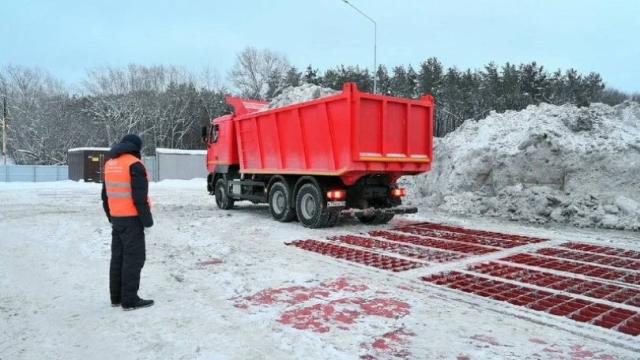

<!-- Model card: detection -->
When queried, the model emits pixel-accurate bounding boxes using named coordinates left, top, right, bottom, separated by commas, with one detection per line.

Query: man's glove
left=141, top=213, right=154, bottom=228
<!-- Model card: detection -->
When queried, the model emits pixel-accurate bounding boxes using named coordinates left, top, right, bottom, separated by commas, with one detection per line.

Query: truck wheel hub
left=273, top=191, right=285, bottom=213
left=301, top=193, right=317, bottom=219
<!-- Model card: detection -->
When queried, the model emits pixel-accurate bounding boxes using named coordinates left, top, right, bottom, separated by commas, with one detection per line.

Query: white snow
left=68, top=147, right=110, bottom=152
left=1, top=180, right=639, bottom=359
left=403, top=101, right=640, bottom=230
left=267, top=84, right=339, bottom=109
left=155, top=148, right=207, bottom=155
left=1, top=155, right=15, bottom=165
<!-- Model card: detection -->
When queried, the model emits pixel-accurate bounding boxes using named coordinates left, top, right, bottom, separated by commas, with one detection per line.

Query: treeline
left=0, top=65, right=230, bottom=164
left=1, top=48, right=638, bottom=164
left=281, top=60, right=638, bottom=136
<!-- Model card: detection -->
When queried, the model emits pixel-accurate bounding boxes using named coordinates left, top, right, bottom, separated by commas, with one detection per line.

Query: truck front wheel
left=269, top=181, right=296, bottom=222
left=295, top=183, right=338, bottom=228
left=215, top=178, right=235, bottom=210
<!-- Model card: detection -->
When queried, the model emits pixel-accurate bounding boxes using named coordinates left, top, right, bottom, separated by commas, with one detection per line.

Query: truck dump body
left=231, top=83, right=434, bottom=185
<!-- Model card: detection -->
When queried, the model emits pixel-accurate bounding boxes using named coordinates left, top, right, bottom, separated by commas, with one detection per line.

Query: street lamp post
left=342, top=0, right=377, bottom=94
left=1, top=96, right=7, bottom=166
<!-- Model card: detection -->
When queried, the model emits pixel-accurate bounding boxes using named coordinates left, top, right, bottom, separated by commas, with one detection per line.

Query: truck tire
left=269, top=181, right=296, bottom=222
left=215, top=178, right=235, bottom=210
left=295, top=183, right=336, bottom=228
left=357, top=212, right=395, bottom=225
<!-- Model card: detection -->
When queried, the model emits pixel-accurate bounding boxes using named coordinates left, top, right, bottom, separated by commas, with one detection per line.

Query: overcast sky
left=2, top=0, right=639, bottom=92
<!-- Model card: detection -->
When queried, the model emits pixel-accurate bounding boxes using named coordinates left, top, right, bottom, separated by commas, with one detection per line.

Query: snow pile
left=267, top=83, right=339, bottom=109
left=403, top=101, right=640, bottom=230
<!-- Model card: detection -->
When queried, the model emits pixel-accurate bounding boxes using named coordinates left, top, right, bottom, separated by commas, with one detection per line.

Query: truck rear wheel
left=295, top=183, right=338, bottom=228
left=215, top=178, right=235, bottom=210
left=269, top=181, right=296, bottom=222
left=357, top=212, right=395, bottom=225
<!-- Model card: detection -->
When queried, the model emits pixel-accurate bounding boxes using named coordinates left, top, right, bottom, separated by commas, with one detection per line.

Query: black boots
left=122, top=298, right=154, bottom=311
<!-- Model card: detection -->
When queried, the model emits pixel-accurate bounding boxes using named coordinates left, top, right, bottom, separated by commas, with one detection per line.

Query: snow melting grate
left=536, top=248, right=640, bottom=271
left=392, top=225, right=545, bottom=249
left=408, top=222, right=548, bottom=244
left=421, top=272, right=640, bottom=336
left=287, top=240, right=423, bottom=272
left=328, top=235, right=466, bottom=263
left=369, top=230, right=497, bottom=255
left=560, top=243, right=640, bottom=261
left=500, top=253, right=640, bottom=286
left=469, top=262, right=640, bottom=308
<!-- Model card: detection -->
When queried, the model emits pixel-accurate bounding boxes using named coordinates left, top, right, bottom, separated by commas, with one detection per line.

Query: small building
left=155, top=148, right=207, bottom=181
left=67, top=147, right=111, bottom=183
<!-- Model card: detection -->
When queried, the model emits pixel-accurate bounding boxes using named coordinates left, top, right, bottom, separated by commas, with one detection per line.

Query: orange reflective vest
left=104, top=154, right=149, bottom=217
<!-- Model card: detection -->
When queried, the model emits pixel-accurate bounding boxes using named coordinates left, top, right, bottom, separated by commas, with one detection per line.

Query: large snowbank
left=267, top=84, right=339, bottom=109
left=403, top=101, right=640, bottom=230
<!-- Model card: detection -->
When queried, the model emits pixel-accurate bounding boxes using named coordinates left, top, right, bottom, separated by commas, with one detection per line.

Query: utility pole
left=342, top=0, right=377, bottom=94
left=2, top=96, right=7, bottom=166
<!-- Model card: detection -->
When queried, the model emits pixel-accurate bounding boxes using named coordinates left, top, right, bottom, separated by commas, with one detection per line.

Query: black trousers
left=110, top=219, right=146, bottom=306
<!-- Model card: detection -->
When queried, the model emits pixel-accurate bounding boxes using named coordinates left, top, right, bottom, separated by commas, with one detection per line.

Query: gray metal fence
left=0, top=165, right=69, bottom=182
left=1, top=149, right=205, bottom=183
left=142, top=156, right=158, bottom=182
left=154, top=148, right=207, bottom=181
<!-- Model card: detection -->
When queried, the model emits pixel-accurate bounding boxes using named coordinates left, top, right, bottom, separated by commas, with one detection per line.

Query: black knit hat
left=121, top=134, right=142, bottom=151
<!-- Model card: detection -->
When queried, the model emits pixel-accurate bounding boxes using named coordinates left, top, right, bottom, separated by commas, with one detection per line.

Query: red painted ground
left=235, top=277, right=412, bottom=335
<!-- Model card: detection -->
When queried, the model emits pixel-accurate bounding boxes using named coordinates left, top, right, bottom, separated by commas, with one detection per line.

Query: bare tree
left=198, top=66, right=226, bottom=92
left=0, top=65, right=73, bottom=164
left=229, top=47, right=290, bottom=100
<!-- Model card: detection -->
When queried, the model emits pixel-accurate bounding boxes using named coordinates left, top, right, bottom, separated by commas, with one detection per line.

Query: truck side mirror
left=201, top=126, right=208, bottom=143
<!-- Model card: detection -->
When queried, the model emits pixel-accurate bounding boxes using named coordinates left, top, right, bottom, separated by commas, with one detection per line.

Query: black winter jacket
left=101, top=142, right=154, bottom=228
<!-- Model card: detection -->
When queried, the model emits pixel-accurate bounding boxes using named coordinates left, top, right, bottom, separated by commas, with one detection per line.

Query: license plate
left=327, top=201, right=346, bottom=207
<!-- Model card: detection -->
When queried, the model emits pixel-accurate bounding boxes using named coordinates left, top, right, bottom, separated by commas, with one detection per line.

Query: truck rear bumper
left=340, top=206, right=418, bottom=217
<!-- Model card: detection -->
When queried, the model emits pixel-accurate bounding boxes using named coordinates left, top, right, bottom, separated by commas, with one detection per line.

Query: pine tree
left=376, top=65, right=391, bottom=95
left=480, top=62, right=500, bottom=112
left=265, top=69, right=284, bottom=100
left=500, top=63, right=522, bottom=110
left=406, top=65, right=418, bottom=98
left=417, top=57, right=443, bottom=96
left=303, top=65, right=321, bottom=85
left=284, top=66, right=302, bottom=88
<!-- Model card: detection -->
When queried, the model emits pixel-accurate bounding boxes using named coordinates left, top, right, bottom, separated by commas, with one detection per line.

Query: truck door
left=207, top=123, right=220, bottom=172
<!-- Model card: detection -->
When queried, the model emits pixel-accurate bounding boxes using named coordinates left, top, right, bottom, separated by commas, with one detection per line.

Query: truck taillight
left=391, top=188, right=407, bottom=197
left=326, top=190, right=346, bottom=201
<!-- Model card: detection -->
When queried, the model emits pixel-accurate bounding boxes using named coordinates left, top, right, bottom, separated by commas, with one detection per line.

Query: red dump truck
left=203, top=83, right=434, bottom=228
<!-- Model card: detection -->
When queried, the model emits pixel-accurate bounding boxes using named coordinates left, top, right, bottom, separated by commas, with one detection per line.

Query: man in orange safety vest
left=101, top=134, right=154, bottom=311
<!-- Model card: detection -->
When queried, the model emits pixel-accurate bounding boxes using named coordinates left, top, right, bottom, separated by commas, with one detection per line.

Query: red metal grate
left=328, top=235, right=466, bottom=263
left=369, top=230, right=497, bottom=255
left=421, top=271, right=640, bottom=336
left=393, top=226, right=537, bottom=249
left=287, top=240, right=423, bottom=272
left=537, top=248, right=640, bottom=271
left=469, top=262, right=640, bottom=308
left=561, top=243, right=640, bottom=261
left=500, top=253, right=640, bottom=286
left=410, top=222, right=548, bottom=244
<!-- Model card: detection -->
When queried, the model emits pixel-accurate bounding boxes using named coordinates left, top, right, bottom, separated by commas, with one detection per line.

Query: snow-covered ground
left=1, top=180, right=639, bottom=359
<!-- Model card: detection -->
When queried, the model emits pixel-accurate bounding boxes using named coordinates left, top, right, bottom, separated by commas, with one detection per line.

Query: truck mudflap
left=340, top=206, right=418, bottom=217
